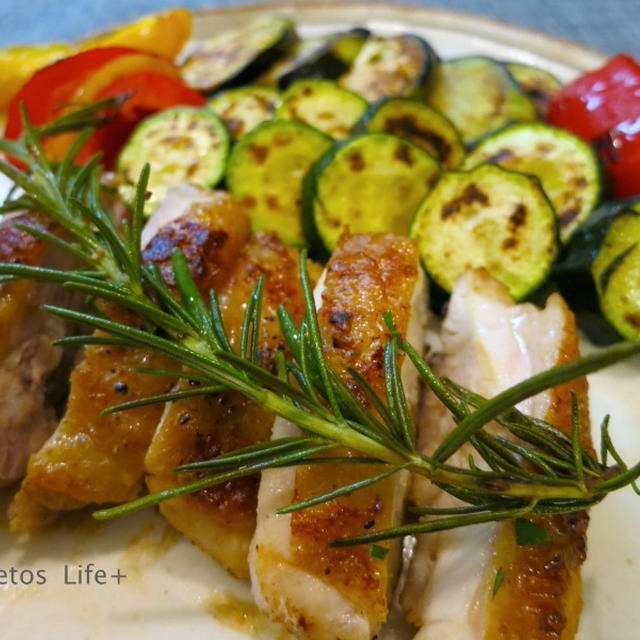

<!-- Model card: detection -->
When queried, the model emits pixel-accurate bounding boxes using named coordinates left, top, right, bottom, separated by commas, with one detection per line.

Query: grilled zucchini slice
left=591, top=211, right=640, bottom=340
left=426, top=57, right=536, bottom=145
left=226, top=120, right=332, bottom=247
left=207, top=86, right=279, bottom=138
left=410, top=164, right=558, bottom=299
left=181, top=16, right=296, bottom=92
left=117, top=107, right=229, bottom=215
left=507, top=62, right=562, bottom=118
left=259, top=28, right=369, bottom=89
left=275, top=79, right=367, bottom=139
left=341, top=34, right=438, bottom=102
left=462, top=122, right=601, bottom=241
left=302, top=132, right=440, bottom=256
left=358, top=97, right=465, bottom=168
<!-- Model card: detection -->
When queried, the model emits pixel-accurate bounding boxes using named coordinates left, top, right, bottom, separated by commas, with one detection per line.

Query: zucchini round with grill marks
left=341, top=34, right=438, bottom=102
left=276, top=79, right=368, bottom=139
left=181, top=16, right=296, bottom=93
left=358, top=97, right=465, bottom=168
left=410, top=164, right=558, bottom=299
left=462, top=122, right=601, bottom=241
left=302, top=132, right=440, bottom=256
left=591, top=211, right=640, bottom=340
left=507, top=62, right=562, bottom=118
left=117, top=107, right=230, bottom=216
left=226, top=119, right=332, bottom=247
left=207, top=85, right=279, bottom=138
left=425, top=57, right=536, bottom=145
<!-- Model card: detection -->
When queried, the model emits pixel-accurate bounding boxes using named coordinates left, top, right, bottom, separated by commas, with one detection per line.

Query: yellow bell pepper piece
left=81, top=8, right=192, bottom=61
left=0, top=43, right=72, bottom=112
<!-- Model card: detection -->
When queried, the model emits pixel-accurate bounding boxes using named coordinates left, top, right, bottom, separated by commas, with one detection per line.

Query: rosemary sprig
left=1, top=104, right=640, bottom=544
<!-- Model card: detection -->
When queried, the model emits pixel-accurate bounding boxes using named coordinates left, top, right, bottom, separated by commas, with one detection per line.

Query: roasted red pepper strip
left=548, top=54, right=640, bottom=196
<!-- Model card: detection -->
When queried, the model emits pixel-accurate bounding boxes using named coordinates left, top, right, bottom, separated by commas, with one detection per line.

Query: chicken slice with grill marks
left=250, top=233, right=428, bottom=640
left=0, top=211, right=80, bottom=488
left=401, top=269, right=591, bottom=640
left=9, top=188, right=250, bottom=531
left=144, top=231, right=316, bottom=579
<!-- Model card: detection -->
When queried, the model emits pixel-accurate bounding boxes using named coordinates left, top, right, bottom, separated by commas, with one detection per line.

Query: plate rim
left=189, top=0, right=607, bottom=70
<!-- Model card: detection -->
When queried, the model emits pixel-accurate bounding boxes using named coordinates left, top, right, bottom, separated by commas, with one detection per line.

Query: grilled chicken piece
left=0, top=211, right=79, bottom=487
left=9, top=189, right=250, bottom=530
left=250, top=233, right=428, bottom=640
left=145, top=232, right=312, bottom=578
left=401, top=269, right=591, bottom=640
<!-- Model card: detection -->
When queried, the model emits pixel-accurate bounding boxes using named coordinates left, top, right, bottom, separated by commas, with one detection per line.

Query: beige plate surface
left=1, top=4, right=639, bottom=640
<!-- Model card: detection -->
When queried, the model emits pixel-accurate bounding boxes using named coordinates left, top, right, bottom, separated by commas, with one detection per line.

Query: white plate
left=1, top=5, right=639, bottom=639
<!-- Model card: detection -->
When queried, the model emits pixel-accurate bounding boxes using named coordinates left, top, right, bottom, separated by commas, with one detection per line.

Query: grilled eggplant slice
left=402, top=269, right=590, bottom=640
left=507, top=61, right=562, bottom=118
left=275, top=78, right=368, bottom=139
left=410, top=163, right=558, bottom=300
left=250, top=233, right=428, bottom=640
left=181, top=15, right=296, bottom=92
left=462, top=122, right=601, bottom=241
left=207, top=85, right=279, bottom=138
left=341, top=34, right=438, bottom=102
left=117, top=107, right=230, bottom=216
left=145, top=232, right=312, bottom=578
left=0, top=212, right=78, bottom=487
left=426, top=57, right=536, bottom=145
left=8, top=189, right=250, bottom=531
left=302, top=132, right=439, bottom=256
left=226, top=119, right=332, bottom=247
left=358, top=97, right=465, bottom=168
left=591, top=209, right=640, bottom=340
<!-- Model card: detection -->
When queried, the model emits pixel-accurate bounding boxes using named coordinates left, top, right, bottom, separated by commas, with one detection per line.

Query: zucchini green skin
left=330, top=27, right=370, bottom=65
left=356, top=97, right=465, bottom=168
left=341, top=34, right=439, bottom=102
left=276, top=79, right=368, bottom=139
left=425, top=57, right=537, bottom=145
left=591, top=211, right=640, bottom=340
left=409, top=163, right=558, bottom=300
left=462, top=122, right=601, bottom=241
left=207, top=85, right=279, bottom=138
left=302, top=132, right=440, bottom=257
left=116, top=107, right=230, bottom=216
left=226, top=119, right=332, bottom=247
left=181, top=16, right=297, bottom=93
left=507, top=62, right=562, bottom=118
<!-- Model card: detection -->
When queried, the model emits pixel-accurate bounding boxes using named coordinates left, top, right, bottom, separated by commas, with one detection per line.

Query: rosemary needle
left=1, top=100, right=640, bottom=544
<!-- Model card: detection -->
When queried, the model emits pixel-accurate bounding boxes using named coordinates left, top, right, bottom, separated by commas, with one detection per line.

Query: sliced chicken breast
left=0, top=211, right=78, bottom=487
left=401, top=269, right=591, bottom=640
left=145, top=232, right=312, bottom=579
left=9, top=189, right=250, bottom=530
left=250, top=233, right=428, bottom=640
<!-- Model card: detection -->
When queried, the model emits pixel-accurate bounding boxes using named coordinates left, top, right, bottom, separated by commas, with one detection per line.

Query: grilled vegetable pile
left=2, top=11, right=639, bottom=344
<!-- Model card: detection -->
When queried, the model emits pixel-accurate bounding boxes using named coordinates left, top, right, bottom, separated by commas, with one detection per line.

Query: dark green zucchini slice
left=117, top=107, right=230, bottom=216
left=275, top=79, right=367, bottom=139
left=426, top=57, right=537, bottom=145
left=358, top=97, right=465, bottom=168
left=410, top=164, right=558, bottom=300
left=181, top=16, right=296, bottom=92
left=330, top=27, right=370, bottom=65
left=302, top=132, right=440, bottom=256
left=258, top=29, right=369, bottom=90
left=462, top=122, right=601, bottom=241
left=207, top=86, right=279, bottom=138
left=591, top=211, right=640, bottom=340
left=507, top=62, right=562, bottom=118
left=341, top=34, right=438, bottom=102
left=226, top=120, right=332, bottom=247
